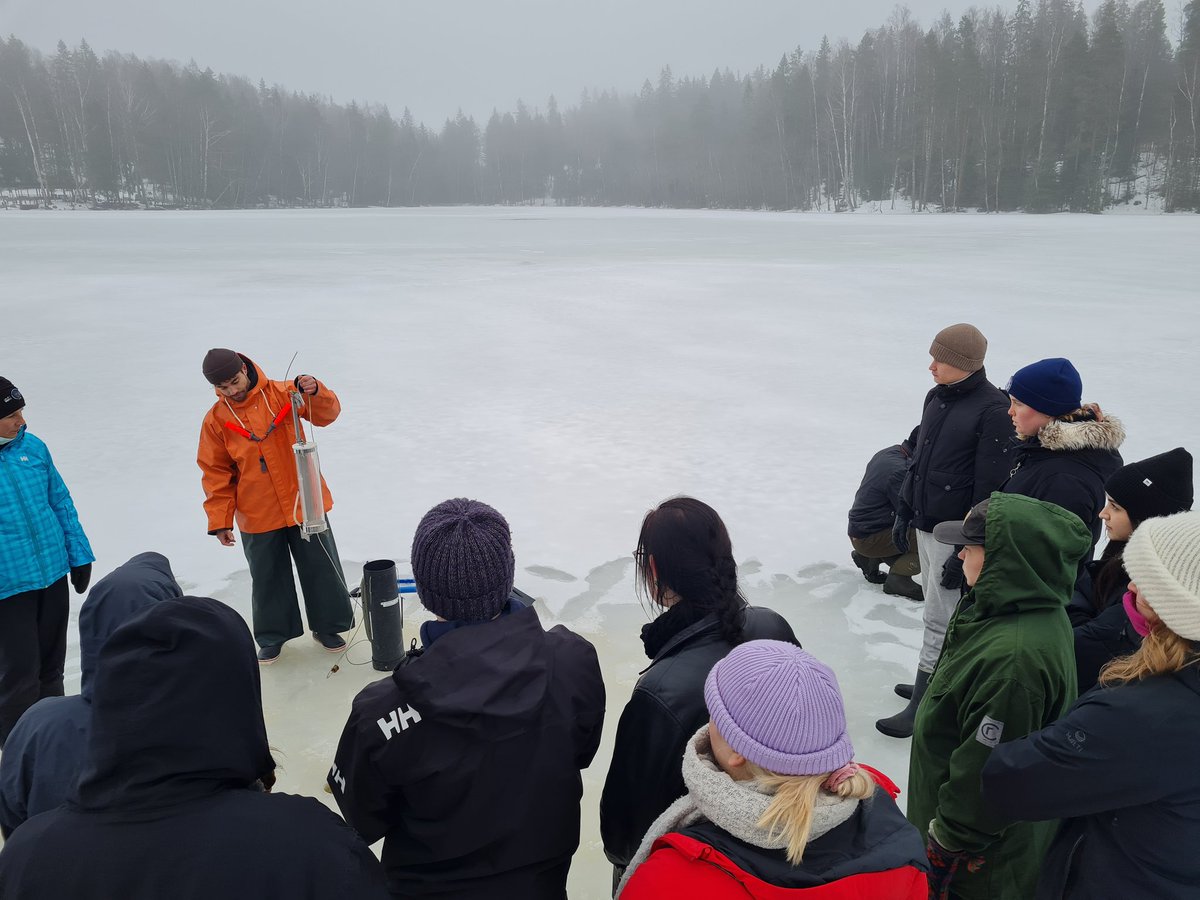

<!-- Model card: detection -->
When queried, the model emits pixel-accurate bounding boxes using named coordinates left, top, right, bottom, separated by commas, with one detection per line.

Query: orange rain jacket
left=197, top=356, right=340, bottom=535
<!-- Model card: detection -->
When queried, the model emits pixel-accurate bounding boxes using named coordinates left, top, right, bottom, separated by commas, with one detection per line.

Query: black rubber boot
left=851, top=551, right=886, bottom=585
left=894, top=682, right=914, bottom=699
left=876, top=669, right=931, bottom=738
left=882, top=572, right=924, bottom=602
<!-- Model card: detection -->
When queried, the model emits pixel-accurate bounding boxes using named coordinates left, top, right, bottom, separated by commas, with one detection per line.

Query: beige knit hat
left=929, top=324, right=987, bottom=372
left=1123, top=511, right=1200, bottom=640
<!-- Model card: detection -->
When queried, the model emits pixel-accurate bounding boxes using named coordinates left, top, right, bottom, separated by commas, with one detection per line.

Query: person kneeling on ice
left=0, top=552, right=182, bottom=838
left=617, top=640, right=928, bottom=898
left=906, top=493, right=1089, bottom=900
left=848, top=431, right=923, bottom=601
left=0, top=595, right=389, bottom=900
left=328, top=498, right=606, bottom=899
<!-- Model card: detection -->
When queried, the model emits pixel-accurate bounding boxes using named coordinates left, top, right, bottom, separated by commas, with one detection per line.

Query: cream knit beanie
left=1123, top=511, right=1200, bottom=640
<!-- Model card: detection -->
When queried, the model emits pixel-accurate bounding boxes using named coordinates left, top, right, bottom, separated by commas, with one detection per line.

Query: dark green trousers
left=241, top=522, right=352, bottom=648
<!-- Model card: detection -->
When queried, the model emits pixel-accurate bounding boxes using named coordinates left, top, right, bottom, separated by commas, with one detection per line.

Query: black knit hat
left=411, top=498, right=515, bottom=622
left=1105, top=448, right=1194, bottom=527
left=202, top=349, right=245, bottom=385
left=0, top=377, right=25, bottom=418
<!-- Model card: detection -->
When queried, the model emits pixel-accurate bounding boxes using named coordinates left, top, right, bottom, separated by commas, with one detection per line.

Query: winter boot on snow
left=882, top=572, right=924, bottom=602
left=851, top=551, right=887, bottom=585
left=876, top=669, right=931, bottom=738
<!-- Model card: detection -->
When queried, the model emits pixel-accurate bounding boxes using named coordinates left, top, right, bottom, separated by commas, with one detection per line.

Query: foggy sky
left=2, top=0, right=1104, bottom=127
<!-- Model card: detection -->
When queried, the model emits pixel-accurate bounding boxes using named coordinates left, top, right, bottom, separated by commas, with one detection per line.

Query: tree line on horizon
left=1, top=0, right=1199, bottom=212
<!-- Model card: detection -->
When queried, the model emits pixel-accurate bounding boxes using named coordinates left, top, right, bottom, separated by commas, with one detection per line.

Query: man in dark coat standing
left=0, top=596, right=389, bottom=900
left=328, top=498, right=606, bottom=899
left=877, top=324, right=1012, bottom=738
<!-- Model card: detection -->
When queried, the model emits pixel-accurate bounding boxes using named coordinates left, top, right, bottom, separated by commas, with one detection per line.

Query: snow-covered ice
left=3, top=206, right=1199, bottom=896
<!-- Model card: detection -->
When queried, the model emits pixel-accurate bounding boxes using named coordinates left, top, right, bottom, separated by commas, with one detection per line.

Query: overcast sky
left=3, top=0, right=1104, bottom=127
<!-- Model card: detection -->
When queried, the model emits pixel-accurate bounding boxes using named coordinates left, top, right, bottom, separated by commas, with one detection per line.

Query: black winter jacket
left=0, top=552, right=182, bottom=838
left=0, top=596, right=389, bottom=900
left=1001, top=415, right=1124, bottom=567
left=900, top=368, right=1012, bottom=532
left=981, top=666, right=1200, bottom=900
left=600, top=605, right=799, bottom=868
left=848, top=443, right=910, bottom=538
left=329, top=604, right=605, bottom=899
left=1073, top=602, right=1140, bottom=695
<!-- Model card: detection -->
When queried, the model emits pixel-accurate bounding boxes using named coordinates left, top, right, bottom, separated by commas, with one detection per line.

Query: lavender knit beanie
left=411, top=498, right=515, bottom=622
left=705, top=640, right=854, bottom=776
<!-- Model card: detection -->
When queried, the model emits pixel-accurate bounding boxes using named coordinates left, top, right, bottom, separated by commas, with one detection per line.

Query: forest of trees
left=2, top=0, right=1199, bottom=212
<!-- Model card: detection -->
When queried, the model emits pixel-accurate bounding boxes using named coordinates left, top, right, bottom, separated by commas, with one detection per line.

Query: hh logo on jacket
left=377, top=704, right=422, bottom=740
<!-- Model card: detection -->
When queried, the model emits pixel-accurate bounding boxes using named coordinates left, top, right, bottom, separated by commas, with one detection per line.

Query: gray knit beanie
left=1123, top=511, right=1200, bottom=640
left=704, top=640, right=854, bottom=776
left=930, top=324, right=987, bottom=373
left=410, top=498, right=515, bottom=622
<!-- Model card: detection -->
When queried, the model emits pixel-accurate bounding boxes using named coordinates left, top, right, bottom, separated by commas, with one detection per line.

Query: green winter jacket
left=907, top=492, right=1090, bottom=900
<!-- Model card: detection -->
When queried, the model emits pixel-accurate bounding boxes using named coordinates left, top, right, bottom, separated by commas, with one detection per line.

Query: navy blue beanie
left=1007, top=358, right=1082, bottom=417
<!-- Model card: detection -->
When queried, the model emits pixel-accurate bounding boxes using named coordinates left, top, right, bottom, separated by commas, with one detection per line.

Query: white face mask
left=0, top=434, right=13, bottom=446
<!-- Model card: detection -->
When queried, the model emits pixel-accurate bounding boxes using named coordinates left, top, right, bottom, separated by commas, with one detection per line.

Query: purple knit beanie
left=705, top=640, right=854, bottom=776
left=410, top=498, right=515, bottom=622
left=1007, top=358, right=1083, bottom=417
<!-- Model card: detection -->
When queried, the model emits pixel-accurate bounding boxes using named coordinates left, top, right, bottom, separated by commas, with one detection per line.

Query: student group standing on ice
left=1, top=326, right=1199, bottom=900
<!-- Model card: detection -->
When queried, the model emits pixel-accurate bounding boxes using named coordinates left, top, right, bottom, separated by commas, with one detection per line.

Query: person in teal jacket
left=0, top=377, right=94, bottom=748
left=906, top=492, right=1090, bottom=900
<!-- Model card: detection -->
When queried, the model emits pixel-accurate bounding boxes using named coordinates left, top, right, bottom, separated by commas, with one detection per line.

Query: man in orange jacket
left=197, top=349, right=352, bottom=665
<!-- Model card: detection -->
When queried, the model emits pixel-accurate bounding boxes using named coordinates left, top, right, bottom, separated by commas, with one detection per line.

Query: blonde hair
left=744, top=762, right=875, bottom=865
left=1100, top=625, right=1200, bottom=686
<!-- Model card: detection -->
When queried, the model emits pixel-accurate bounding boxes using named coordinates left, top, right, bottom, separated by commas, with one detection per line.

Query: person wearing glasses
left=196, top=348, right=352, bottom=665
left=600, top=496, right=799, bottom=891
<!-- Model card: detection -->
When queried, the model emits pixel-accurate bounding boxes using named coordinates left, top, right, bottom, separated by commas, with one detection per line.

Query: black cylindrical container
left=362, top=559, right=403, bottom=671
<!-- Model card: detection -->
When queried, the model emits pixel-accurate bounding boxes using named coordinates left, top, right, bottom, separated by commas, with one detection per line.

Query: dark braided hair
left=635, top=497, right=747, bottom=646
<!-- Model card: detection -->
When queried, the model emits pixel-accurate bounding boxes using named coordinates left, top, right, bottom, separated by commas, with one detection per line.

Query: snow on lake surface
left=4, top=206, right=1199, bottom=895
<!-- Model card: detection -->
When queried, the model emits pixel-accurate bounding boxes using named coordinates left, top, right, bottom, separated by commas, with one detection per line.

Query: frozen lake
left=3, top=206, right=1199, bottom=896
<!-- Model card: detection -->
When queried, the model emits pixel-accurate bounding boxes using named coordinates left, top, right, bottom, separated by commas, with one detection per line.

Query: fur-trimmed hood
left=1036, top=412, right=1125, bottom=453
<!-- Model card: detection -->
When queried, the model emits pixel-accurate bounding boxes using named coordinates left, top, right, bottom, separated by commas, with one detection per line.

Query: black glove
left=892, top=504, right=913, bottom=556
left=70, top=563, right=92, bottom=594
left=940, top=552, right=965, bottom=591
left=926, top=832, right=984, bottom=900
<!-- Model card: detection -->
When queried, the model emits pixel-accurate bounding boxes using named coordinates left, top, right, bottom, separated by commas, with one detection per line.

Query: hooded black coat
left=0, top=552, right=181, bottom=838
left=1001, top=415, right=1124, bottom=553
left=600, top=605, right=799, bottom=869
left=0, top=596, right=389, bottom=900
left=328, top=603, right=605, bottom=898
left=981, top=666, right=1200, bottom=900
left=899, top=368, right=1012, bottom=532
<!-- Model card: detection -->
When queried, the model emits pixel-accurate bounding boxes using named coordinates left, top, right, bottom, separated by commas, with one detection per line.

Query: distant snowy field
left=4, top=207, right=1199, bottom=895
